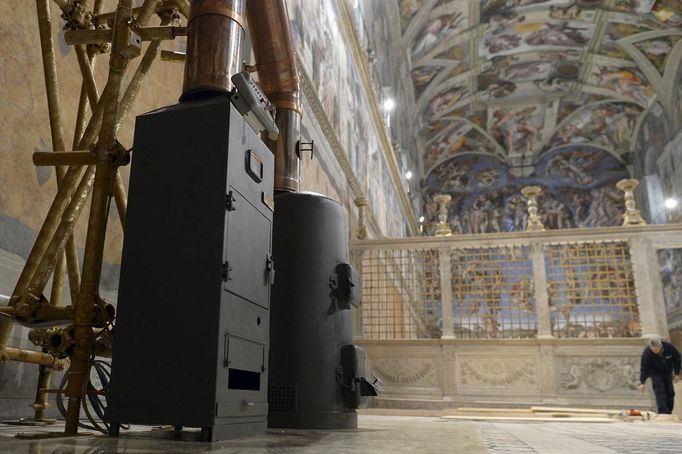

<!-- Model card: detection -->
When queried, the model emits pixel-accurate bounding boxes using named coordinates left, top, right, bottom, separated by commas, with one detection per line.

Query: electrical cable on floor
left=56, top=321, right=128, bottom=434
left=56, top=359, right=116, bottom=433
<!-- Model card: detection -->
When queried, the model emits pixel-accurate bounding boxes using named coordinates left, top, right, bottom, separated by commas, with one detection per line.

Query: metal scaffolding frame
left=0, top=0, right=188, bottom=435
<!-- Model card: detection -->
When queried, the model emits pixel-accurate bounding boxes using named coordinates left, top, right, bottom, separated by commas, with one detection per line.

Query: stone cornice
left=351, top=222, right=682, bottom=250
left=297, top=55, right=383, bottom=239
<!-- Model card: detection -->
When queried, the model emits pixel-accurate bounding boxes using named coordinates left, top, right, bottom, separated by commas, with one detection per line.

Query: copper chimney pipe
left=182, top=0, right=302, bottom=191
left=181, top=0, right=247, bottom=99
left=246, top=0, right=302, bottom=192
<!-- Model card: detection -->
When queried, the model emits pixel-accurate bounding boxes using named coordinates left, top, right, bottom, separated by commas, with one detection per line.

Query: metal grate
left=450, top=245, right=537, bottom=339
left=545, top=241, right=640, bottom=338
left=268, top=385, right=297, bottom=412
left=361, top=249, right=441, bottom=339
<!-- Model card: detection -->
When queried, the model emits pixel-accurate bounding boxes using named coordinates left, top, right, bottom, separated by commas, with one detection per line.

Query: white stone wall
left=352, top=224, right=682, bottom=410
left=358, top=339, right=651, bottom=409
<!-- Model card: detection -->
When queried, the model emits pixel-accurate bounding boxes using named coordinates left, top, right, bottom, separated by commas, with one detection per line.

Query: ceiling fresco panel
left=388, top=0, right=678, bottom=231
left=425, top=117, right=473, bottom=147
left=410, top=1, right=470, bottom=63
left=419, top=109, right=490, bottom=144
left=554, top=92, right=615, bottom=126
left=547, top=102, right=643, bottom=153
left=423, top=80, right=469, bottom=121
left=411, top=64, right=444, bottom=99
left=633, top=35, right=682, bottom=74
left=587, top=59, right=655, bottom=105
left=466, top=110, right=489, bottom=130
left=478, top=50, right=581, bottom=101
left=481, top=0, right=597, bottom=24
left=600, top=20, right=654, bottom=60
left=650, top=0, right=682, bottom=28
left=419, top=117, right=452, bottom=138
left=488, top=104, right=547, bottom=156
left=604, top=18, right=654, bottom=37
left=398, top=0, right=427, bottom=32
left=422, top=122, right=499, bottom=170
left=612, top=0, right=657, bottom=14
left=434, top=39, right=470, bottom=63
left=480, top=20, right=595, bottom=59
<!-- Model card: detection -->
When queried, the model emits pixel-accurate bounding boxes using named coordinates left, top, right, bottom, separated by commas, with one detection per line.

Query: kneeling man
left=639, top=336, right=681, bottom=414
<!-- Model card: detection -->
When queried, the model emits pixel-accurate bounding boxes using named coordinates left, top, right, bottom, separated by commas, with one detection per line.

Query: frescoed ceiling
left=397, top=0, right=682, bottom=233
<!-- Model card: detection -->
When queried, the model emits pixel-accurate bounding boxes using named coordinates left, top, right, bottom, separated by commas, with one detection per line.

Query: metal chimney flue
left=246, top=0, right=302, bottom=192
left=181, top=0, right=246, bottom=100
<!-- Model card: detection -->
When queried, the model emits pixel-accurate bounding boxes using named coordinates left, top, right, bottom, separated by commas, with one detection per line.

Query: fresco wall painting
left=422, top=146, right=629, bottom=235
left=658, top=248, right=682, bottom=324
left=656, top=137, right=682, bottom=222
left=288, top=0, right=406, bottom=237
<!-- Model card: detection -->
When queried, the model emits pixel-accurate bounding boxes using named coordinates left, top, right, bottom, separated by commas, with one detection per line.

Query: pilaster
left=530, top=241, right=553, bottom=339
left=438, top=248, right=455, bottom=339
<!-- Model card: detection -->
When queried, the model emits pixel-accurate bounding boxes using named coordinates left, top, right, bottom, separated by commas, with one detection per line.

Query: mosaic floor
left=480, top=421, right=682, bottom=454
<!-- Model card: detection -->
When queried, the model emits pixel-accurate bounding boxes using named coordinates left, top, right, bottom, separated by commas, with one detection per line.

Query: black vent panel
left=268, top=385, right=297, bottom=412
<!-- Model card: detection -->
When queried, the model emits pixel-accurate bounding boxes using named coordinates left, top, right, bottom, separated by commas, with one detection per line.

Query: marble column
left=630, top=237, right=666, bottom=338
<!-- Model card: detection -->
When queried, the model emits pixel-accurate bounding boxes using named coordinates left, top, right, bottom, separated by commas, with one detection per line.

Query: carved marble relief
left=558, top=357, right=640, bottom=393
left=371, top=357, right=439, bottom=386
left=458, top=357, right=537, bottom=388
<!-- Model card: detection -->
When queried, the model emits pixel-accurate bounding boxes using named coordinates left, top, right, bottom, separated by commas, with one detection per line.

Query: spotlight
left=419, top=216, right=425, bottom=223
left=405, top=171, right=413, bottom=180
left=382, top=98, right=395, bottom=112
left=665, top=198, right=678, bottom=209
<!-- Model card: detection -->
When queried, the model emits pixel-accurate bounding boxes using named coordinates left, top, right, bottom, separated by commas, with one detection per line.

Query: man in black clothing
left=639, top=336, right=682, bottom=414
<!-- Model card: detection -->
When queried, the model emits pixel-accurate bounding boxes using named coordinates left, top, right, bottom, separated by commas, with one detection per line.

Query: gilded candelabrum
left=521, top=186, right=545, bottom=231
left=616, top=179, right=647, bottom=226
left=434, top=194, right=452, bottom=236
left=354, top=197, right=369, bottom=239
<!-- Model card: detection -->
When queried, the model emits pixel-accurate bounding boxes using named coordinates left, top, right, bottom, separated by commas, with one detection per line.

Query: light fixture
left=419, top=215, right=425, bottom=223
left=665, top=198, right=678, bottom=209
left=405, top=170, right=413, bottom=180
left=382, top=98, right=395, bottom=112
